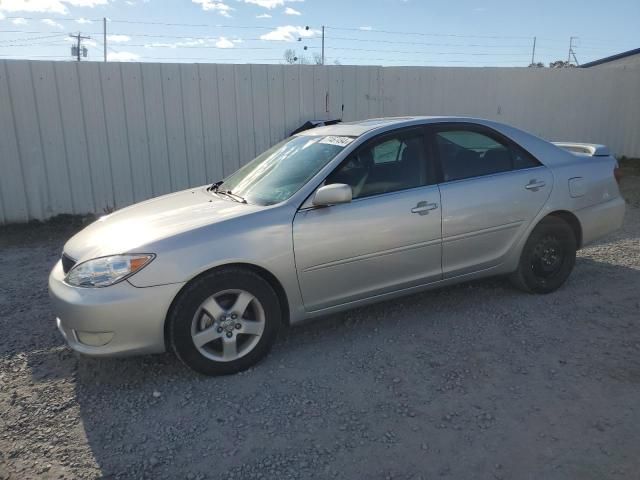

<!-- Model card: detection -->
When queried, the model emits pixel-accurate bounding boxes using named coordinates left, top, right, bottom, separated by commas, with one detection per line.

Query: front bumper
left=48, top=260, right=185, bottom=357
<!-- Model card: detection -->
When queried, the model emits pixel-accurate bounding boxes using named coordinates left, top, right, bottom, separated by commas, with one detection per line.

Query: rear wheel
left=511, top=216, right=577, bottom=294
left=168, top=268, right=281, bottom=376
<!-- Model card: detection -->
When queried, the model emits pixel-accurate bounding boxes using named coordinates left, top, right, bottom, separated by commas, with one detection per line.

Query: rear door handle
left=411, top=201, right=438, bottom=215
left=525, top=180, right=546, bottom=191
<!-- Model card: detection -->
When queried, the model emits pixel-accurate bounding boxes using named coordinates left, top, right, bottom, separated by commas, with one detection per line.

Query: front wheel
left=511, top=216, right=577, bottom=294
left=168, top=268, right=281, bottom=376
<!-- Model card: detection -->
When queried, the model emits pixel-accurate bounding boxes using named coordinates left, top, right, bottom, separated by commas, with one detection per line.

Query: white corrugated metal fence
left=1, top=60, right=639, bottom=223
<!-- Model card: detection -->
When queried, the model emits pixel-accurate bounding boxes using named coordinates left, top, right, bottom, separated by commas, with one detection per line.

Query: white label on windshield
left=319, top=136, right=353, bottom=147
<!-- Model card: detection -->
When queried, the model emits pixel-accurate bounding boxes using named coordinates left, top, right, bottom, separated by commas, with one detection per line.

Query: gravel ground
left=1, top=175, right=639, bottom=480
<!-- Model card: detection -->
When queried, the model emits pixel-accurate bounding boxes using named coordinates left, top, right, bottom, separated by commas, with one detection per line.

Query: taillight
left=613, top=165, right=622, bottom=185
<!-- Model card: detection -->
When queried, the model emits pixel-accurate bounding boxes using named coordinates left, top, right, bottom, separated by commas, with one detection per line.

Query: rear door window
left=434, top=127, right=540, bottom=182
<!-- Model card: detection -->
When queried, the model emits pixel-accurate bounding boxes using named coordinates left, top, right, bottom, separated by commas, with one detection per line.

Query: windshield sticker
left=319, top=136, right=354, bottom=147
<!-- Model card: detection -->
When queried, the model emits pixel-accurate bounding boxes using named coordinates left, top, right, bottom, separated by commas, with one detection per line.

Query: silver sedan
left=49, top=117, right=625, bottom=375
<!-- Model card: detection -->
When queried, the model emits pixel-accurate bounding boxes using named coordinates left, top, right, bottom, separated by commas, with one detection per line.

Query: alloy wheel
left=190, top=289, right=265, bottom=362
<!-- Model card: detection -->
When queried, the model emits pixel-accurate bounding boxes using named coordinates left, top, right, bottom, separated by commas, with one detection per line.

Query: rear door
left=429, top=123, right=552, bottom=278
left=292, top=127, right=442, bottom=311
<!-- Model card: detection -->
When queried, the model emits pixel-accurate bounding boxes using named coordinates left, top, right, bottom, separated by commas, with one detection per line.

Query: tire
left=510, top=216, right=577, bottom=294
left=168, top=267, right=282, bottom=376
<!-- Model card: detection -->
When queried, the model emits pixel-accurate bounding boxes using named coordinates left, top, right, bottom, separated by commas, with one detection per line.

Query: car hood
left=63, top=186, right=263, bottom=262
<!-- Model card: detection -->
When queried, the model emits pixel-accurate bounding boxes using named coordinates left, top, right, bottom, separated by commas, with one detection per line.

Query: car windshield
left=219, top=135, right=352, bottom=206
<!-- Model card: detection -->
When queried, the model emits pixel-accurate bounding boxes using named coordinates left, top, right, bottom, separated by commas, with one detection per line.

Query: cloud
left=146, top=39, right=208, bottom=48
left=243, top=0, right=302, bottom=9
left=260, top=25, right=318, bottom=42
left=0, top=0, right=108, bottom=15
left=359, top=26, right=373, bottom=31
left=256, top=13, right=272, bottom=18
left=144, top=36, right=238, bottom=49
left=0, top=12, right=5, bottom=20
left=107, top=51, right=140, bottom=62
left=42, top=18, right=64, bottom=28
left=107, top=34, right=131, bottom=43
left=11, top=17, right=28, bottom=25
left=66, top=0, right=108, bottom=5
left=192, top=0, right=233, bottom=16
left=65, top=36, right=97, bottom=47
left=283, top=6, right=300, bottom=15
left=75, top=17, right=93, bottom=23
left=215, top=36, right=234, bottom=48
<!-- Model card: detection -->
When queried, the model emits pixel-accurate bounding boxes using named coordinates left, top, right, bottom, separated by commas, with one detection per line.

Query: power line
left=0, top=41, right=68, bottom=48
left=106, top=19, right=283, bottom=30
left=0, top=19, right=629, bottom=47
left=0, top=34, right=66, bottom=44
left=312, top=36, right=534, bottom=48
left=106, top=43, right=531, bottom=56
left=118, top=56, right=286, bottom=61
left=0, top=30, right=628, bottom=53
left=1, top=17, right=293, bottom=32
left=325, top=26, right=534, bottom=40
left=324, top=26, right=593, bottom=46
left=94, top=38, right=119, bottom=53
left=0, top=22, right=629, bottom=66
left=321, top=46, right=530, bottom=56
left=1, top=27, right=633, bottom=53
left=328, top=57, right=531, bottom=65
left=111, top=43, right=288, bottom=50
left=6, top=29, right=623, bottom=52
left=0, top=29, right=103, bottom=35
left=0, top=54, right=71, bottom=58
left=3, top=16, right=101, bottom=23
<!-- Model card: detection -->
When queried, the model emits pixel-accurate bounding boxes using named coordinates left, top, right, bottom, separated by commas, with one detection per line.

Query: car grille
left=61, top=253, right=76, bottom=274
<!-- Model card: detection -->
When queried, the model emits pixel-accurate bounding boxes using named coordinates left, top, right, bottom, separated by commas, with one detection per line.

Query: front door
left=293, top=128, right=442, bottom=311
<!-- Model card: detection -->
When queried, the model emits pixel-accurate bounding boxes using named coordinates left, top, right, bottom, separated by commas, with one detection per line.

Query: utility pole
left=321, top=25, right=325, bottom=65
left=69, top=32, right=91, bottom=61
left=103, top=17, right=107, bottom=62
left=530, top=36, right=537, bottom=65
left=571, top=50, right=580, bottom=66
left=567, top=36, right=577, bottom=64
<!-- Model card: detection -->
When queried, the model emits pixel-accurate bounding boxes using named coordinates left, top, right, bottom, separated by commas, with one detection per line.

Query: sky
left=0, top=0, right=638, bottom=66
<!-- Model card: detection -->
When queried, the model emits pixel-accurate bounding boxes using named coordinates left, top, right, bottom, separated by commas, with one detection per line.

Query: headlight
left=65, top=254, right=155, bottom=287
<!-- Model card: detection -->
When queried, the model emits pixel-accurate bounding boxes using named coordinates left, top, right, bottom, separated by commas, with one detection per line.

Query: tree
left=283, top=49, right=340, bottom=65
left=284, top=49, right=297, bottom=64
left=549, top=60, right=576, bottom=68
left=283, top=49, right=309, bottom=64
left=528, top=60, right=577, bottom=69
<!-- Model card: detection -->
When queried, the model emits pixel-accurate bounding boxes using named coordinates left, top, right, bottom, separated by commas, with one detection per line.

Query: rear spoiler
left=552, top=142, right=611, bottom=157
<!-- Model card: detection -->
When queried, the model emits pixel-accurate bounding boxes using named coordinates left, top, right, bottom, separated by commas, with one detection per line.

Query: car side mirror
left=312, top=183, right=352, bottom=207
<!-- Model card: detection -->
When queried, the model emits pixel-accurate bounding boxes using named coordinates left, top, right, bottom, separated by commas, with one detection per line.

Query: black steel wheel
left=511, top=216, right=577, bottom=294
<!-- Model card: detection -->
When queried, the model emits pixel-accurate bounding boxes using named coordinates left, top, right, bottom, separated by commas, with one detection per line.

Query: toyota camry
left=49, top=117, right=625, bottom=375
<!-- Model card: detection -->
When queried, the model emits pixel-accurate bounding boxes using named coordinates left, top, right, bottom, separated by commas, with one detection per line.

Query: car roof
left=296, top=116, right=496, bottom=137
left=295, top=115, right=571, bottom=167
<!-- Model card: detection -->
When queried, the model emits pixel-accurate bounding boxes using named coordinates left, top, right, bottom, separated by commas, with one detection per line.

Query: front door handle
left=411, top=201, right=438, bottom=215
left=525, top=180, right=546, bottom=191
